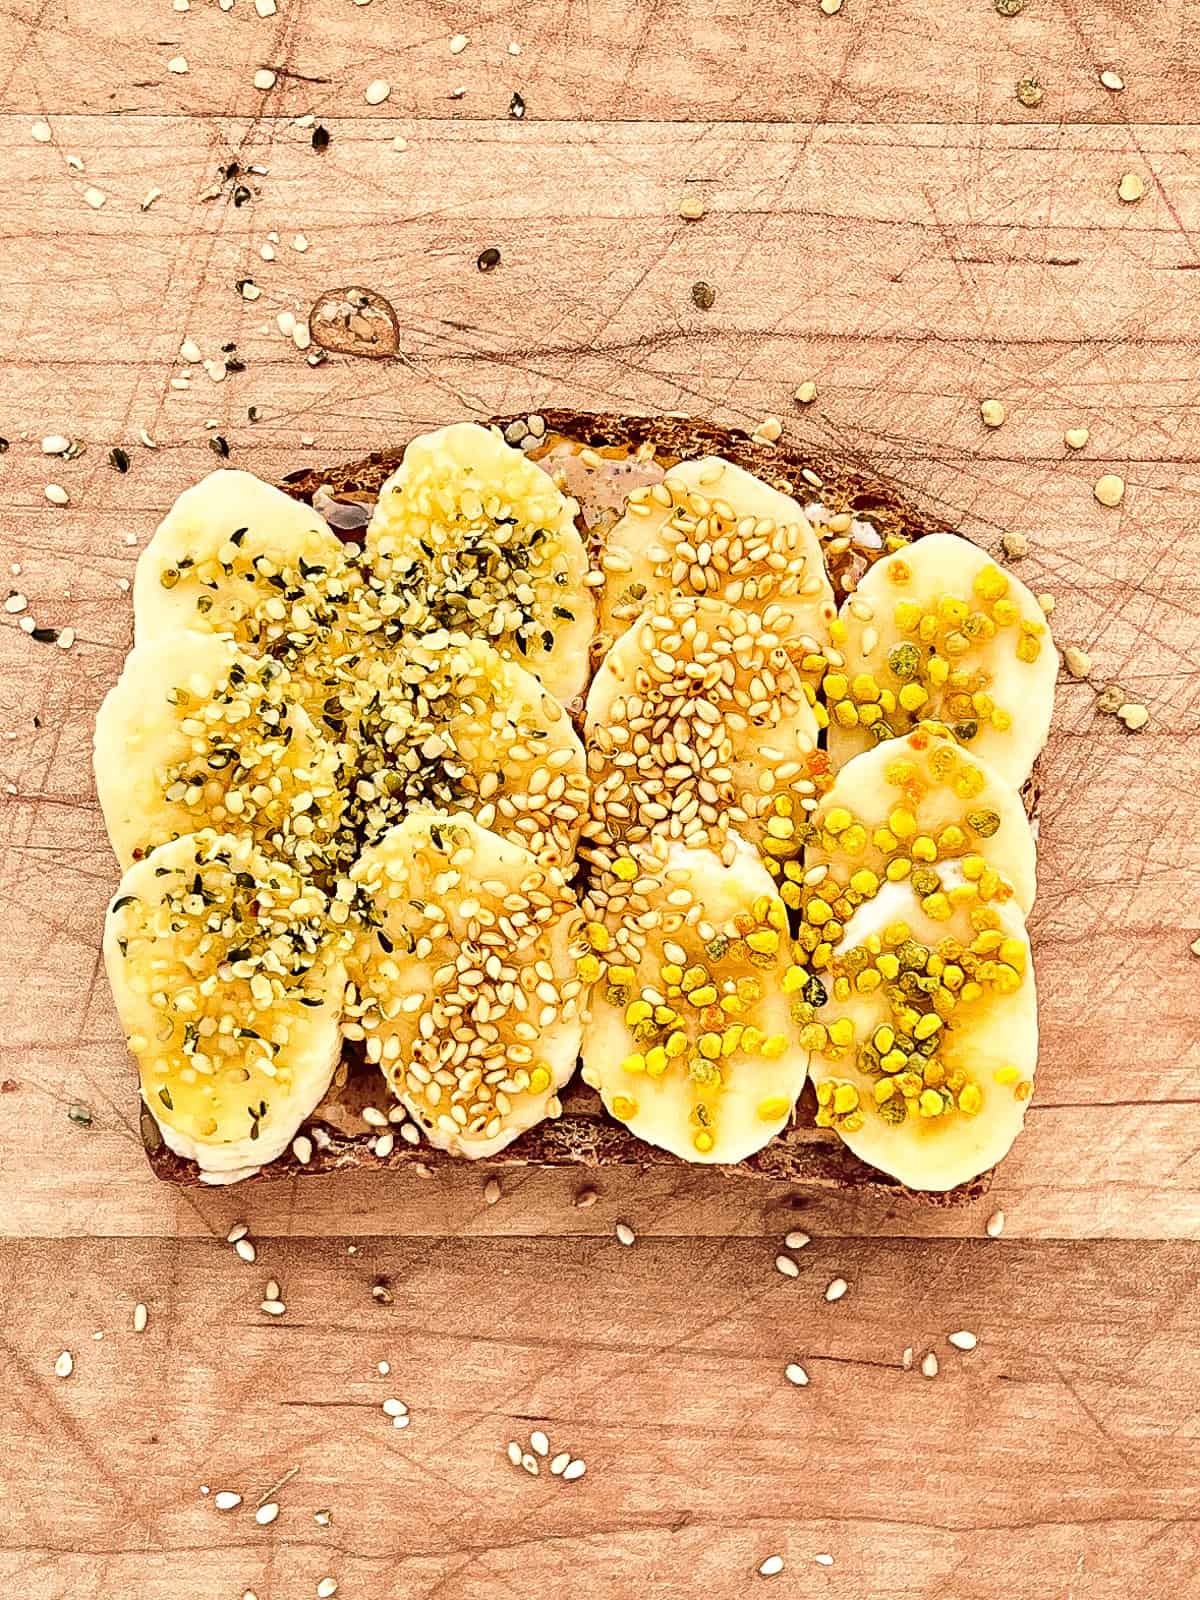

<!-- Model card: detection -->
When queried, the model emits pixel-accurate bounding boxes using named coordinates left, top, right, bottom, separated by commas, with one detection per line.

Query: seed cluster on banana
left=97, top=423, right=1056, bottom=1187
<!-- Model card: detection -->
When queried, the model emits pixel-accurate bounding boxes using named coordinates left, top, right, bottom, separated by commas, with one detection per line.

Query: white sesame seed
left=293, top=232, right=310, bottom=253
left=255, top=1502, right=279, bottom=1525
left=784, top=1231, right=810, bottom=1250
left=56, top=627, right=75, bottom=650
left=506, top=1441, right=522, bottom=1466
left=316, top=1581, right=337, bottom=1599
left=292, top=1134, right=313, bottom=1164
left=255, top=0, right=277, bottom=14
left=483, top=1177, right=502, bottom=1205
left=179, top=338, right=202, bottom=363
left=239, top=280, right=262, bottom=301
left=948, top=1330, right=978, bottom=1351
left=235, top=1238, right=256, bottom=1263
left=32, top=119, right=51, bottom=142
left=530, top=1430, right=549, bottom=1457
left=254, top=69, right=277, bottom=90
left=261, top=1300, right=286, bottom=1316
left=521, top=1453, right=539, bottom=1476
left=986, top=1210, right=1006, bottom=1238
left=775, top=1253, right=799, bottom=1279
left=1100, top=68, right=1125, bottom=90
left=41, top=434, right=70, bottom=454
left=392, top=1414, right=410, bottom=1429
left=902, top=1346, right=914, bottom=1370
left=44, top=484, right=69, bottom=506
left=314, top=1509, right=331, bottom=1525
left=815, top=1553, right=834, bottom=1567
left=227, top=1223, right=249, bottom=1243
left=562, top=1458, right=586, bottom=1481
left=785, top=1362, right=809, bottom=1386
left=141, top=186, right=162, bottom=209
left=550, top=1452, right=570, bottom=1475
left=365, top=78, right=392, bottom=105
left=362, top=1105, right=388, bottom=1127
left=615, top=1222, right=635, bottom=1247
left=382, top=1398, right=408, bottom=1418
left=167, top=55, right=189, bottom=74
left=260, top=241, right=276, bottom=260
left=377, top=1361, right=390, bottom=1375
left=4, top=594, right=26, bottom=613
left=215, top=1491, right=242, bottom=1511
left=293, top=321, right=312, bottom=351
left=824, top=1277, right=848, bottom=1302
left=758, top=1555, right=784, bottom=1577
left=450, top=32, right=468, bottom=53
left=921, top=1351, right=939, bottom=1378
left=373, top=1132, right=395, bottom=1158
left=55, top=1350, right=73, bottom=1378
left=133, top=1302, right=148, bottom=1333
left=265, top=1280, right=280, bottom=1301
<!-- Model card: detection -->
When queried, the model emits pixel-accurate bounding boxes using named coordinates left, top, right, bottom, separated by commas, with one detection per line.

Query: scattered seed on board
left=550, top=1452, right=570, bottom=1475
left=44, top=484, right=69, bottom=506
left=562, top=1459, right=586, bottom=1481
left=1001, top=530, right=1029, bottom=559
left=483, top=1177, right=502, bottom=1205
left=902, top=1346, right=914, bottom=1370
left=815, top=1554, right=834, bottom=1567
left=256, top=1503, right=280, bottom=1525
left=450, top=32, right=468, bottom=52
left=1063, top=646, right=1091, bottom=680
left=32, top=119, right=51, bottom=142
left=785, top=1362, right=809, bottom=1386
left=254, top=69, right=277, bottom=90
left=825, top=1278, right=848, bottom=1302
left=794, top=381, right=817, bottom=404
left=979, top=398, right=1006, bottom=428
left=949, top=1330, right=978, bottom=1351
left=820, top=0, right=842, bottom=12
left=55, top=1350, right=74, bottom=1378
left=133, top=1302, right=148, bottom=1333
left=1100, top=69, right=1124, bottom=91
left=506, top=1441, right=522, bottom=1466
left=530, top=1430, right=550, bottom=1457
left=986, top=1210, right=1006, bottom=1238
left=168, top=55, right=189, bottom=73
left=679, top=194, right=705, bottom=221
left=1117, top=173, right=1145, bottom=203
left=215, top=1491, right=242, bottom=1511
left=1064, top=426, right=1089, bottom=449
left=261, top=1299, right=286, bottom=1316
left=758, top=1555, right=784, bottom=1577
left=1118, top=702, right=1149, bottom=731
left=615, top=1222, right=635, bottom=1247
left=227, top=1223, right=249, bottom=1243
left=382, top=1398, right=408, bottom=1418
left=921, top=1351, right=939, bottom=1378
left=316, top=1581, right=338, bottom=1599
left=521, top=1453, right=539, bottom=1476
left=235, top=1238, right=257, bottom=1263
left=575, top=1187, right=598, bottom=1208
left=1094, top=473, right=1125, bottom=507
left=775, top=1253, right=800, bottom=1279
left=365, top=79, right=391, bottom=105
left=1190, top=938, right=1200, bottom=958
left=752, top=415, right=783, bottom=444
left=1016, top=76, right=1043, bottom=108
left=785, top=1231, right=811, bottom=1250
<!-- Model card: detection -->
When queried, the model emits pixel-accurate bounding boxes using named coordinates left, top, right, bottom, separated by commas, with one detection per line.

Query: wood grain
left=0, top=3, right=1196, bottom=1596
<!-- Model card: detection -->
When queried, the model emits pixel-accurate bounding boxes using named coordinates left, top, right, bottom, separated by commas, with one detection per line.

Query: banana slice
left=94, top=630, right=344, bottom=872
left=345, top=630, right=588, bottom=869
left=579, top=838, right=807, bottom=1163
left=364, top=423, right=594, bottom=704
left=345, top=812, right=585, bottom=1158
left=103, top=829, right=348, bottom=1181
left=583, top=596, right=824, bottom=863
left=598, top=456, right=835, bottom=651
left=825, top=533, right=1056, bottom=786
left=133, top=469, right=361, bottom=680
left=801, top=879, right=1037, bottom=1190
left=800, top=722, right=1037, bottom=920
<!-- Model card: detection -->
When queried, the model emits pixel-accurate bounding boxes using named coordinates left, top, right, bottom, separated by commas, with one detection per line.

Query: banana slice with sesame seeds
left=344, top=811, right=586, bottom=1158
left=825, top=533, right=1056, bottom=787
left=344, top=629, right=589, bottom=871
left=103, top=829, right=349, bottom=1182
left=583, top=596, right=825, bottom=866
left=579, top=837, right=808, bottom=1164
left=364, top=423, right=594, bottom=705
left=94, top=630, right=345, bottom=873
left=133, top=469, right=362, bottom=687
left=799, top=879, right=1037, bottom=1191
left=798, top=722, right=1037, bottom=924
left=598, top=457, right=835, bottom=654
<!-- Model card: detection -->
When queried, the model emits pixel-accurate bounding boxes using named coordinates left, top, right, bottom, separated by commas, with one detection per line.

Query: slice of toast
left=142, top=412, right=1039, bottom=1200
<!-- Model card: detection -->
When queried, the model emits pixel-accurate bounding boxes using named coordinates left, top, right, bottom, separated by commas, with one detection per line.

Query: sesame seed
left=261, top=1300, right=286, bottom=1316
left=255, top=0, right=277, bottom=14
left=921, top=1351, right=939, bottom=1378
left=1100, top=68, right=1125, bottom=90
left=775, top=1253, right=800, bottom=1279
left=948, top=1330, right=978, bottom=1351
left=382, top=1398, right=408, bottom=1418
left=227, top=1223, right=249, bottom=1243
left=824, top=1277, right=848, bottom=1302
left=133, top=1302, right=149, bottom=1333
left=483, top=1177, right=502, bottom=1205
left=293, top=232, right=310, bottom=253
left=530, top=1430, right=550, bottom=1456
left=41, top=434, right=70, bottom=454
left=167, top=55, right=189, bottom=74
left=44, top=484, right=69, bottom=506
left=450, top=32, right=468, bottom=52
left=292, top=1134, right=313, bottom=1164
left=365, top=79, right=392, bottom=105
left=986, top=1210, right=1006, bottom=1237
left=235, top=1238, right=257, bottom=1263
left=215, top=1491, right=242, bottom=1511
left=362, top=1105, right=388, bottom=1127
left=255, top=1502, right=279, bottom=1525
left=902, top=1346, right=914, bottom=1369
left=814, top=1554, right=834, bottom=1567
left=521, top=1453, right=539, bottom=1476
left=562, top=1459, right=586, bottom=1481
left=758, top=1555, right=784, bottom=1577
left=32, top=119, right=51, bottom=142
left=507, top=1441, right=522, bottom=1466
left=678, top=194, right=706, bottom=221
left=550, top=1452, right=570, bottom=1475
left=784, top=1230, right=810, bottom=1250
left=785, top=1362, right=809, bottom=1386
left=575, top=1186, right=599, bottom=1208
left=265, top=1280, right=280, bottom=1301
left=254, top=69, right=277, bottom=90
left=55, top=1350, right=74, bottom=1378
left=316, top=1581, right=338, bottom=1599
left=615, top=1221, right=635, bottom=1247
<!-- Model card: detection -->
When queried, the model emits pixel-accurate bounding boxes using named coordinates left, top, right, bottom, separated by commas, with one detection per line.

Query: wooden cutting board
left=0, top=4, right=1196, bottom=1598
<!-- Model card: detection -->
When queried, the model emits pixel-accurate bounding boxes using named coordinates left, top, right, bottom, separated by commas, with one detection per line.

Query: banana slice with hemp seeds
left=133, top=469, right=361, bottom=683
left=583, top=595, right=825, bottom=865
left=364, top=423, right=594, bottom=705
left=103, top=829, right=349, bottom=1182
left=94, top=630, right=344, bottom=872
left=579, top=838, right=808, bottom=1163
left=598, top=456, right=835, bottom=652
left=799, top=880, right=1037, bottom=1191
left=344, top=629, right=588, bottom=870
left=798, top=722, right=1037, bottom=923
left=344, top=811, right=586, bottom=1158
left=825, top=532, right=1056, bottom=787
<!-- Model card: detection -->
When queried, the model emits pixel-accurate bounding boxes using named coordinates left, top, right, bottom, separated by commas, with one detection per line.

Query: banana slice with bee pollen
left=826, top=532, right=1056, bottom=787
left=345, top=812, right=586, bottom=1158
left=801, top=879, right=1037, bottom=1191
left=583, top=596, right=825, bottom=866
left=364, top=423, right=594, bottom=705
left=598, top=456, right=835, bottom=653
left=801, top=722, right=1037, bottom=921
left=133, top=469, right=360, bottom=679
left=103, top=829, right=349, bottom=1181
left=345, top=629, right=588, bottom=870
left=94, top=630, right=344, bottom=872
left=579, top=837, right=808, bottom=1164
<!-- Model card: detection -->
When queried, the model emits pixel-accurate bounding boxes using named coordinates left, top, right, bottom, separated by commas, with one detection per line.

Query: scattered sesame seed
left=1190, top=938, right=1200, bottom=957
left=450, top=32, right=469, bottom=53
left=483, top=1177, right=502, bottom=1205
left=44, top=484, right=69, bottom=506
left=1064, top=426, right=1089, bottom=449
left=550, top=1451, right=570, bottom=1475
left=775, top=1253, right=800, bottom=1279
left=133, top=1302, right=149, bottom=1333
left=575, top=1186, right=599, bottom=1208
left=521, top=1453, right=539, bottom=1476
left=921, top=1350, right=939, bottom=1378
left=785, top=1362, right=809, bottom=1386
left=55, top=1350, right=74, bottom=1378
left=820, top=0, right=842, bottom=14
left=678, top=194, right=706, bottom=221
left=382, top=1398, right=408, bottom=1418
left=215, top=1491, right=243, bottom=1511
left=1100, top=69, right=1125, bottom=91
left=255, top=1502, right=279, bottom=1525
left=227, top=1223, right=249, bottom=1243
left=365, top=79, right=392, bottom=105
left=235, top=1238, right=257, bottom=1263
left=615, top=1221, right=635, bottom=1247
left=824, top=1277, right=848, bottom=1302
left=373, top=1132, right=395, bottom=1157
left=167, top=55, right=189, bottom=74
left=758, top=1555, right=784, bottom=1577
left=1093, top=472, right=1125, bottom=507
left=979, top=398, right=1006, bottom=428
left=293, top=232, right=310, bottom=253
left=316, top=1581, right=338, bottom=1599
left=814, top=1553, right=834, bottom=1567
left=315, top=1509, right=332, bottom=1525
left=362, top=1105, right=388, bottom=1128
left=41, top=434, right=70, bottom=454
left=254, top=69, right=277, bottom=90
left=239, top=279, right=262, bottom=301
left=179, top=337, right=202, bottom=363
left=32, top=119, right=51, bottom=142
left=986, top=1210, right=1005, bottom=1238
left=4, top=593, right=26, bottom=613
left=292, top=1134, right=313, bottom=1163
left=1117, top=173, right=1144, bottom=203
left=793, top=381, right=817, bottom=404
left=83, top=186, right=106, bottom=209
left=261, top=1299, right=286, bottom=1316
left=506, top=1440, right=522, bottom=1466
left=562, top=1459, right=586, bottom=1481
left=784, top=1230, right=810, bottom=1250
left=255, top=0, right=277, bottom=14
left=948, top=1330, right=978, bottom=1351
left=530, top=1430, right=550, bottom=1457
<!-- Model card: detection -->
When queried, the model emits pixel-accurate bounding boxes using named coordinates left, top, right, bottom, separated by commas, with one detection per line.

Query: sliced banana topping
left=598, top=456, right=835, bottom=650
left=364, top=423, right=593, bottom=704
left=580, top=838, right=808, bottom=1163
left=826, top=532, right=1056, bottom=786
left=583, top=596, right=824, bottom=863
left=800, top=722, right=1037, bottom=918
left=344, top=812, right=585, bottom=1158
left=343, top=630, right=588, bottom=870
left=103, top=829, right=348, bottom=1179
left=800, top=880, right=1037, bottom=1191
left=94, top=630, right=344, bottom=872
left=133, top=471, right=360, bottom=679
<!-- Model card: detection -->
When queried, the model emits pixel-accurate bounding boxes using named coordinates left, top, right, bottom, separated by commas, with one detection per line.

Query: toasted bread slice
left=141, top=411, right=1041, bottom=1200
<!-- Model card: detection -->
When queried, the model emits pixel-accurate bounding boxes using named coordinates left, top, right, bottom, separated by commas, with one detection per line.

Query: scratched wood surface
left=0, top=2, right=1197, bottom=1597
